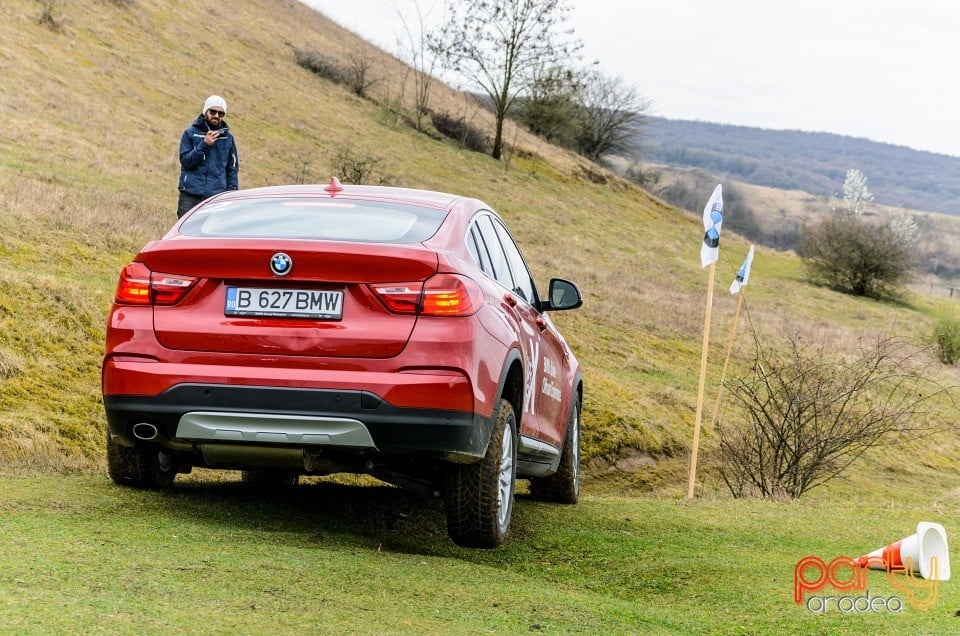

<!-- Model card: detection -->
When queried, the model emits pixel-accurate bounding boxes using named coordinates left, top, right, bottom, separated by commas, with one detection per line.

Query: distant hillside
left=629, top=117, right=960, bottom=216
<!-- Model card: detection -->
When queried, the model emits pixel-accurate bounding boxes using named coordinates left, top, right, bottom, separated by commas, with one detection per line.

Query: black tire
left=106, top=435, right=177, bottom=489
left=529, top=394, right=580, bottom=504
left=240, top=469, right=300, bottom=489
left=444, top=398, right=517, bottom=548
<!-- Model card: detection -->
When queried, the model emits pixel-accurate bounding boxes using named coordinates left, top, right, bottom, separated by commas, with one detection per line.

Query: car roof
left=215, top=184, right=467, bottom=211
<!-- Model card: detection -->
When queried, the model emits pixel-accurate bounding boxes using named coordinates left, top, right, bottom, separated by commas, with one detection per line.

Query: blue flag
left=729, top=245, right=755, bottom=294
left=700, top=184, right=723, bottom=268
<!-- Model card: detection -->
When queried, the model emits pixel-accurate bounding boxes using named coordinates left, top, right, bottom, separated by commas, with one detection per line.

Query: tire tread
left=106, top=436, right=175, bottom=489
left=445, top=398, right=516, bottom=548
left=529, top=394, right=580, bottom=504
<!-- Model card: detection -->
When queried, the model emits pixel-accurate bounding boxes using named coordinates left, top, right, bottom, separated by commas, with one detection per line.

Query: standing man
left=177, top=95, right=239, bottom=218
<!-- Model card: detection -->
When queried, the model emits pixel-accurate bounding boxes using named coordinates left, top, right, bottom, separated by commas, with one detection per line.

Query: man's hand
left=203, top=130, right=220, bottom=146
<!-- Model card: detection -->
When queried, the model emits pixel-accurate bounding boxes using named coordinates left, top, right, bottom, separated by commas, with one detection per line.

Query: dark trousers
left=177, top=191, right=207, bottom=218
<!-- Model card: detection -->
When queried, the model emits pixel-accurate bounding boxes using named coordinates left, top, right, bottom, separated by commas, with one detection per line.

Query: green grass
left=2, top=471, right=958, bottom=634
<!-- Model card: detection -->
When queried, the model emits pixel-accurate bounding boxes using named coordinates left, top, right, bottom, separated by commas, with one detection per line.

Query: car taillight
left=114, top=263, right=152, bottom=305
left=114, top=262, right=198, bottom=306
left=369, top=282, right=424, bottom=314
left=370, top=274, right=482, bottom=316
left=422, top=274, right=482, bottom=316
left=151, top=272, right=199, bottom=305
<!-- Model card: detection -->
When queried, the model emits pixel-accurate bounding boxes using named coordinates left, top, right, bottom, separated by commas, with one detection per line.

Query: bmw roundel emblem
left=270, top=252, right=292, bottom=276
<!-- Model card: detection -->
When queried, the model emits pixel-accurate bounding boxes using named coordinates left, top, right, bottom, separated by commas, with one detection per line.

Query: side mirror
left=544, top=278, right=583, bottom=311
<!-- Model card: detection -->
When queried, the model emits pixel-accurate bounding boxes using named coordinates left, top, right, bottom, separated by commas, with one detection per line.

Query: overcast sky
left=303, top=1, right=960, bottom=158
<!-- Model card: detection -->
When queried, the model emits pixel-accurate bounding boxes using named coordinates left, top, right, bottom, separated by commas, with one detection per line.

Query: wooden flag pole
left=708, top=292, right=744, bottom=431
left=687, top=261, right=716, bottom=500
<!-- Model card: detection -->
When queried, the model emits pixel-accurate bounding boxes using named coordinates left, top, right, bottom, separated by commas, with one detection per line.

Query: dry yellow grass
left=2, top=0, right=959, bottom=495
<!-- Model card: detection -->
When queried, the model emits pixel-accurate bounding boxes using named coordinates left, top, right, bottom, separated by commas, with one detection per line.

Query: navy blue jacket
left=178, top=115, right=239, bottom=197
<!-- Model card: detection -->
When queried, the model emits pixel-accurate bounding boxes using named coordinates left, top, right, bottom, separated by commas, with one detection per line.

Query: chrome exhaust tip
left=131, top=422, right=159, bottom=441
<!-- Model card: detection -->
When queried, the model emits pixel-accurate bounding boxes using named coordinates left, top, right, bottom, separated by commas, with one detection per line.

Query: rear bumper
left=102, top=356, right=476, bottom=413
left=104, top=384, right=493, bottom=462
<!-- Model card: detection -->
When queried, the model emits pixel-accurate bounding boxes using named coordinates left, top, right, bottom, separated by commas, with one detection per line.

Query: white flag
left=729, top=245, right=755, bottom=294
left=700, top=184, right=723, bottom=268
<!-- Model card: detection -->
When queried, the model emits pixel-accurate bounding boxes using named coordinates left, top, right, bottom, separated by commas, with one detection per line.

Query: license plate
left=225, top=287, right=344, bottom=319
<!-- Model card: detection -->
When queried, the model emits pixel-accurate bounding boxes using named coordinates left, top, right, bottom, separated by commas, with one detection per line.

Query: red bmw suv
left=102, top=181, right=583, bottom=547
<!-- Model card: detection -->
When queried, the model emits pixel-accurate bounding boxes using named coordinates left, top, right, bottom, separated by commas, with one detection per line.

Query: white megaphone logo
left=855, top=521, right=950, bottom=580
left=854, top=521, right=950, bottom=611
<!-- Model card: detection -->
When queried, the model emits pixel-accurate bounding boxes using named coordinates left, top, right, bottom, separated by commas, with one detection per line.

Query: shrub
left=295, top=48, right=345, bottom=84
left=295, top=46, right=379, bottom=97
left=329, top=146, right=394, bottom=186
left=623, top=165, right=655, bottom=190
left=718, top=330, right=950, bottom=499
left=513, top=67, right=581, bottom=149
left=933, top=316, right=960, bottom=364
left=801, top=214, right=913, bottom=300
left=515, top=94, right=579, bottom=149
left=430, top=112, right=489, bottom=154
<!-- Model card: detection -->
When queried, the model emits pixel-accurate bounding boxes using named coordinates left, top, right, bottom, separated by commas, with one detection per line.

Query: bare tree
left=429, top=0, right=582, bottom=160
left=384, top=56, right=413, bottom=125
left=574, top=70, right=650, bottom=162
left=393, top=0, right=439, bottom=131
left=718, top=328, right=952, bottom=499
left=343, top=44, right=380, bottom=97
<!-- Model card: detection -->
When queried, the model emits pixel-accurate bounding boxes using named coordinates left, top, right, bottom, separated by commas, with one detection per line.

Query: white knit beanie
left=203, top=95, right=227, bottom=114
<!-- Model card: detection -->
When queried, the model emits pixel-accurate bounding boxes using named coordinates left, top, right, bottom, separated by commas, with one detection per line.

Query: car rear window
left=179, top=198, right=448, bottom=244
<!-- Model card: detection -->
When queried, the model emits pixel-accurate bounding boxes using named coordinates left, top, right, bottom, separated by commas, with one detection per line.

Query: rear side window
left=467, top=226, right=493, bottom=274
left=492, top=218, right=536, bottom=303
left=179, top=198, right=447, bottom=244
left=474, top=216, right=513, bottom=290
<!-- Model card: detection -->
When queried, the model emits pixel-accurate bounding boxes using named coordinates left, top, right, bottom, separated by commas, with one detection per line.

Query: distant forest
left=626, top=118, right=960, bottom=216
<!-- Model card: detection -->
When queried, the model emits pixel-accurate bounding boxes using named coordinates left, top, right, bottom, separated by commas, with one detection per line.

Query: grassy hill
left=5, top=1, right=960, bottom=632
left=3, top=0, right=960, bottom=489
